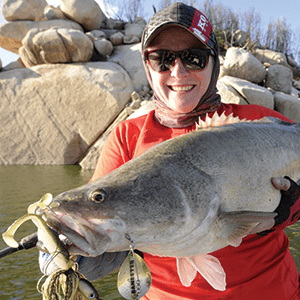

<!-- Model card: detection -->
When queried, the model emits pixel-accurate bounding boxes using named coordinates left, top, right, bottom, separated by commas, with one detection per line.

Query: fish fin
left=218, top=211, right=277, bottom=246
left=176, top=257, right=197, bottom=287
left=196, top=111, right=248, bottom=130
left=177, top=255, right=226, bottom=291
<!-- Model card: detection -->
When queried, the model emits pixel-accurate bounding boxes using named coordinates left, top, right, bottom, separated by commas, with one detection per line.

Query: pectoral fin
left=176, top=254, right=226, bottom=291
left=218, top=211, right=277, bottom=247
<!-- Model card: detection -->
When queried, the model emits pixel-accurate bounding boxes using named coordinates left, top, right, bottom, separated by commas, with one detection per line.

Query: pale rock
left=293, top=80, right=300, bottom=90
left=100, top=29, right=122, bottom=40
left=219, top=76, right=274, bottom=109
left=124, top=23, right=144, bottom=40
left=94, top=38, right=113, bottom=56
left=79, top=134, right=108, bottom=170
left=106, top=18, right=117, bottom=29
left=86, top=30, right=106, bottom=41
left=132, top=17, right=147, bottom=29
left=80, top=97, right=154, bottom=170
left=265, top=64, right=293, bottom=94
left=106, top=18, right=125, bottom=30
left=60, top=0, right=106, bottom=31
left=291, top=87, right=300, bottom=99
left=233, top=29, right=248, bottom=46
left=141, top=85, right=150, bottom=93
left=19, top=28, right=93, bottom=67
left=217, top=80, right=248, bottom=105
left=2, top=59, right=24, bottom=71
left=253, top=49, right=289, bottom=67
left=123, top=35, right=140, bottom=44
left=110, top=32, right=125, bottom=45
left=0, top=62, right=134, bottom=165
left=44, top=5, right=67, bottom=20
left=287, top=55, right=297, bottom=68
left=127, top=100, right=155, bottom=119
left=108, top=43, right=148, bottom=91
left=0, top=19, right=83, bottom=54
left=219, top=65, right=227, bottom=79
left=222, top=47, right=266, bottom=84
left=2, top=0, right=47, bottom=22
left=273, top=92, right=300, bottom=122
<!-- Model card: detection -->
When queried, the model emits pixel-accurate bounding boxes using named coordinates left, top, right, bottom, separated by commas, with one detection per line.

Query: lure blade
left=117, top=251, right=152, bottom=300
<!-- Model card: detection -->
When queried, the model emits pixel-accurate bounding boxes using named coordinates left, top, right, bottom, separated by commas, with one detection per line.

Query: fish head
left=43, top=150, right=219, bottom=257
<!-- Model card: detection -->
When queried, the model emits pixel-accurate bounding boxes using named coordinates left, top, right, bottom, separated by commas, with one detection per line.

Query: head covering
left=141, top=2, right=221, bottom=128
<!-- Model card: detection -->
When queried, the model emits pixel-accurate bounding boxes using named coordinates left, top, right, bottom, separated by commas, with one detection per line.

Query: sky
left=0, top=0, right=299, bottom=67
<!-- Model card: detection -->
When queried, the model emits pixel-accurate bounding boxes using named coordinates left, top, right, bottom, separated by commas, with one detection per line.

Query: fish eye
left=88, top=293, right=96, bottom=299
left=90, top=189, right=107, bottom=203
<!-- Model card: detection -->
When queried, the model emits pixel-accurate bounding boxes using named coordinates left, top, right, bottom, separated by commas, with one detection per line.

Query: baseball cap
left=141, top=2, right=218, bottom=55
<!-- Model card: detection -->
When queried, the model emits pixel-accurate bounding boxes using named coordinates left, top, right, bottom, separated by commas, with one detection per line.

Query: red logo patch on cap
left=189, top=10, right=212, bottom=44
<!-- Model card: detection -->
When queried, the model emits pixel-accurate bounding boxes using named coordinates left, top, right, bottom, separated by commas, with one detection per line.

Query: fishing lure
left=117, top=234, right=152, bottom=300
left=2, top=193, right=101, bottom=300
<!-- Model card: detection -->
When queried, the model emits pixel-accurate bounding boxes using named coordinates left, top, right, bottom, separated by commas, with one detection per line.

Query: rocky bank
left=0, top=0, right=300, bottom=169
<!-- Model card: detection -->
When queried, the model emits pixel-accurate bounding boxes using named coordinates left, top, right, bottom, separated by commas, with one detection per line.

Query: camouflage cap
left=141, top=2, right=218, bottom=55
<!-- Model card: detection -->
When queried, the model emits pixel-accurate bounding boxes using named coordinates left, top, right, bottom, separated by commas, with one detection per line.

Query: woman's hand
left=258, top=176, right=300, bottom=236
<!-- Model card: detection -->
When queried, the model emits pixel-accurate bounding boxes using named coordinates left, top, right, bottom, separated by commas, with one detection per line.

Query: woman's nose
left=170, top=58, right=189, bottom=78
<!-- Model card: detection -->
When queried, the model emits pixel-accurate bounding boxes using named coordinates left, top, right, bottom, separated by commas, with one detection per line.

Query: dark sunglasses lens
left=148, top=51, right=176, bottom=72
left=182, top=50, right=208, bottom=70
left=147, top=49, right=210, bottom=72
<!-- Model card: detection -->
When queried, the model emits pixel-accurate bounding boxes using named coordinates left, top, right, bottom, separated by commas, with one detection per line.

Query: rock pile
left=218, top=47, right=300, bottom=122
left=0, top=0, right=299, bottom=169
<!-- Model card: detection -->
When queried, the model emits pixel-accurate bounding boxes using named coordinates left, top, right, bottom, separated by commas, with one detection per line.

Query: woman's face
left=146, top=26, right=213, bottom=114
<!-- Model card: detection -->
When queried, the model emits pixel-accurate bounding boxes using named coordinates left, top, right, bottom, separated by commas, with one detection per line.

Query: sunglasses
left=144, top=48, right=214, bottom=72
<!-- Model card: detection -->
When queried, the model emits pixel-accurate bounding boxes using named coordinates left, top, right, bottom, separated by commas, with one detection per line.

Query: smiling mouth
left=170, top=85, right=195, bottom=92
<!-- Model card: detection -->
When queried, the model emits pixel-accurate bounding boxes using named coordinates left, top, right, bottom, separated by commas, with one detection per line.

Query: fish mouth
left=43, top=210, right=112, bottom=257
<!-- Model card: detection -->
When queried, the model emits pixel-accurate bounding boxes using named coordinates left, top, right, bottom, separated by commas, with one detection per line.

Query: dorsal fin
left=196, top=111, right=249, bottom=130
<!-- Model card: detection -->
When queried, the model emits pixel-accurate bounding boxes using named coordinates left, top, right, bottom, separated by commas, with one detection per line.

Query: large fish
left=42, top=113, right=300, bottom=291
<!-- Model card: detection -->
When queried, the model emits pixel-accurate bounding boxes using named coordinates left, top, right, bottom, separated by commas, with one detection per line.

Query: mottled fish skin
left=43, top=116, right=300, bottom=289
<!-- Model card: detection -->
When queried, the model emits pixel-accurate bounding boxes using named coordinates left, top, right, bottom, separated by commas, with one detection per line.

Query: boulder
left=105, top=18, right=125, bottom=30
left=222, top=47, right=266, bottom=84
left=219, top=76, right=274, bottom=109
left=233, top=29, right=248, bottom=46
left=0, top=19, right=83, bottom=54
left=19, top=28, right=94, bottom=67
left=124, top=23, right=144, bottom=40
left=94, top=38, right=113, bottom=57
left=291, top=87, right=300, bottom=99
left=0, top=62, right=134, bottom=165
left=44, top=5, right=68, bottom=21
left=2, top=58, right=24, bottom=71
left=217, top=80, right=248, bottom=105
left=287, top=55, right=297, bottom=68
left=60, top=0, right=106, bottom=31
left=265, top=64, right=293, bottom=94
left=253, top=49, right=289, bottom=67
left=2, top=0, right=48, bottom=22
left=293, top=80, right=300, bottom=90
left=108, top=43, right=148, bottom=92
left=123, top=35, right=140, bottom=44
left=273, top=92, right=300, bottom=122
left=110, top=32, right=125, bottom=45
left=80, top=97, right=155, bottom=170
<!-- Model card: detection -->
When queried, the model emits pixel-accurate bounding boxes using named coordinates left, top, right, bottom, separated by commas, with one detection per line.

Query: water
left=0, top=165, right=299, bottom=299
left=0, top=165, right=123, bottom=300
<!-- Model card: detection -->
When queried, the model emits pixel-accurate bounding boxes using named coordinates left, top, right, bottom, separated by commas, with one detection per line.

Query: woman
left=41, top=2, right=300, bottom=299
left=89, top=3, right=300, bottom=299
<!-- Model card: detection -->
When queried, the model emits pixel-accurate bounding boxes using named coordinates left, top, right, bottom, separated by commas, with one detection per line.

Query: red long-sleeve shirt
left=91, top=103, right=300, bottom=299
